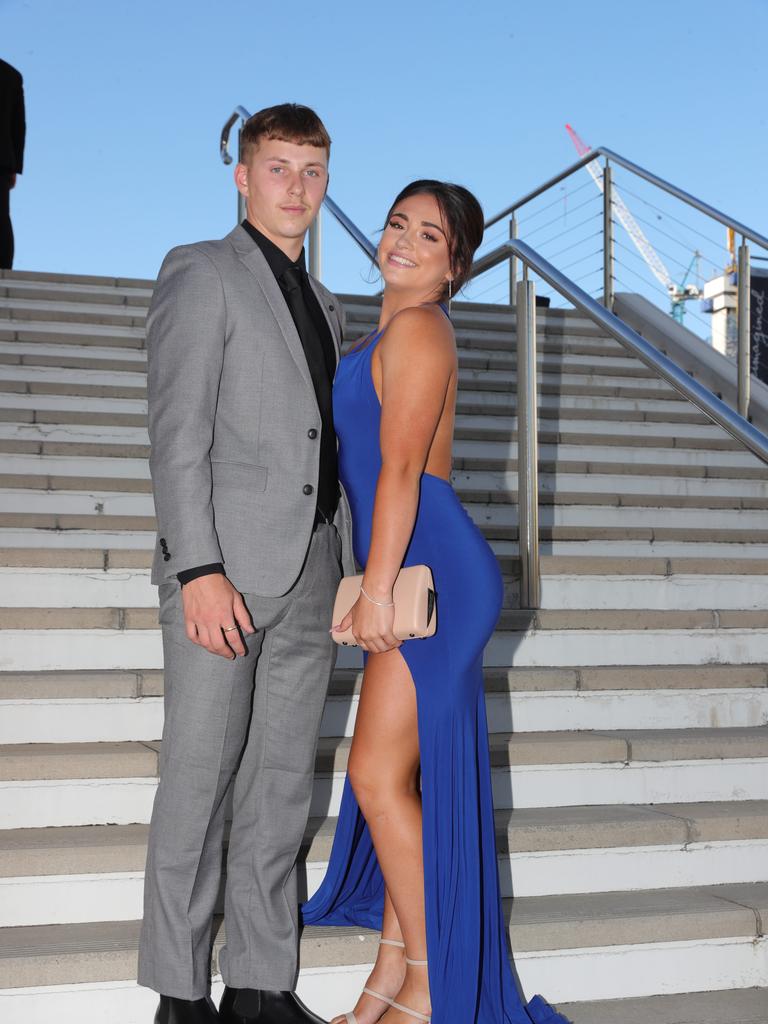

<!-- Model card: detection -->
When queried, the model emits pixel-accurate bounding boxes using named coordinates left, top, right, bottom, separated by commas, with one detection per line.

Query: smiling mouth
left=388, top=253, right=417, bottom=268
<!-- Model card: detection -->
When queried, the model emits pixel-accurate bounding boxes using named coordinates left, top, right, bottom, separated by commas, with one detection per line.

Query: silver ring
left=222, top=624, right=238, bottom=632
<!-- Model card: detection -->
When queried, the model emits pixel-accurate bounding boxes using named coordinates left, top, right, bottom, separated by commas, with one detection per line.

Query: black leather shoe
left=155, top=994, right=220, bottom=1024
left=219, top=988, right=327, bottom=1024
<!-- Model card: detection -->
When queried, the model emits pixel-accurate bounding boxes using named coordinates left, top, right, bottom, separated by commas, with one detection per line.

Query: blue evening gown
left=302, top=306, right=571, bottom=1024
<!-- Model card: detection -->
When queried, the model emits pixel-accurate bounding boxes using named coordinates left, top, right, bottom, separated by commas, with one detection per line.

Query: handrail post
left=308, top=209, right=322, bottom=280
left=603, top=160, right=614, bottom=311
left=516, top=272, right=541, bottom=609
left=509, top=213, right=518, bottom=307
left=737, top=238, right=751, bottom=418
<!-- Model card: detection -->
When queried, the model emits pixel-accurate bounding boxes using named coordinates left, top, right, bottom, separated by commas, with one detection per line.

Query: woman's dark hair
left=384, top=180, right=484, bottom=300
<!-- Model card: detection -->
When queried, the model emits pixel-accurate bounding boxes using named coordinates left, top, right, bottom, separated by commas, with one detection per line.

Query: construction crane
left=565, top=124, right=701, bottom=324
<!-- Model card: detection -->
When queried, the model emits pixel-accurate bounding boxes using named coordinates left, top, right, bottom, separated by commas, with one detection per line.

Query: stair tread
left=1, top=727, right=766, bottom=782
left=0, top=663, right=765, bottom=700
left=5, top=549, right=768, bottom=577
left=558, top=987, right=768, bottom=1024
left=0, top=883, right=765, bottom=984
left=0, top=800, right=766, bottom=877
left=2, top=606, right=767, bottom=631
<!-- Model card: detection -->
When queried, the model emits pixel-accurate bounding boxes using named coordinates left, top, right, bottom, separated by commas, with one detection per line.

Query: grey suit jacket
left=147, top=223, right=355, bottom=596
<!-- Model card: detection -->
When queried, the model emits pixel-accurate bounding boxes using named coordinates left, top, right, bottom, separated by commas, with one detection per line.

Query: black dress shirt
left=176, top=221, right=340, bottom=586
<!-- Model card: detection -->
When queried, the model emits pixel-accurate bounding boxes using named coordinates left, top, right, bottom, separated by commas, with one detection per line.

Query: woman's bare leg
left=342, top=648, right=431, bottom=1023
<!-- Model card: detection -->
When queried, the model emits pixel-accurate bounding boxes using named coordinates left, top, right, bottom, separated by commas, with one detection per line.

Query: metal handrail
left=506, top=237, right=768, bottom=607
left=481, top=145, right=767, bottom=418
left=505, top=237, right=768, bottom=464
left=220, top=106, right=252, bottom=166
left=485, top=146, right=768, bottom=250
left=323, top=195, right=377, bottom=262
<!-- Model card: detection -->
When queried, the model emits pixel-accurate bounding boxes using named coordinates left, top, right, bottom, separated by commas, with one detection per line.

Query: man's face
left=235, top=137, right=329, bottom=250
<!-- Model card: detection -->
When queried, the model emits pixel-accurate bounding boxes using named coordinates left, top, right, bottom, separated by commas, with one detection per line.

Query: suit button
left=303, top=484, right=314, bottom=495
left=328, top=304, right=335, bottom=312
left=307, top=428, right=318, bottom=439
left=163, top=553, right=171, bottom=562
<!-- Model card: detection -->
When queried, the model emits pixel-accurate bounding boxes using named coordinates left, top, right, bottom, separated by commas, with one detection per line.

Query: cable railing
left=220, top=108, right=768, bottom=606
left=475, top=146, right=768, bottom=419
left=472, top=237, right=768, bottom=604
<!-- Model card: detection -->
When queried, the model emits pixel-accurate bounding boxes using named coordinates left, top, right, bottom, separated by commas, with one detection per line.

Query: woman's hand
left=332, top=593, right=402, bottom=653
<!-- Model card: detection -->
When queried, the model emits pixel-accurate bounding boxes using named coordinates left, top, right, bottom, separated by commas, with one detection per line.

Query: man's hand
left=181, top=573, right=255, bottom=658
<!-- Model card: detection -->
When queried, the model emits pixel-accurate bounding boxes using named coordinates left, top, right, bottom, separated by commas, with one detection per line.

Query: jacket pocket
left=211, top=459, right=268, bottom=495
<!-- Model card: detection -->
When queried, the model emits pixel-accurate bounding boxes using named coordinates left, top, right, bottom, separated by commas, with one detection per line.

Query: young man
left=138, top=104, right=354, bottom=1024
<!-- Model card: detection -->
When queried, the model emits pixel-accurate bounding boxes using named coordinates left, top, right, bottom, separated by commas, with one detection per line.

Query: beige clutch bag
left=331, top=564, right=437, bottom=646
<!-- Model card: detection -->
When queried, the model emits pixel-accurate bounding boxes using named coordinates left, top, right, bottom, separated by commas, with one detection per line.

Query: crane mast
left=565, top=125, right=701, bottom=323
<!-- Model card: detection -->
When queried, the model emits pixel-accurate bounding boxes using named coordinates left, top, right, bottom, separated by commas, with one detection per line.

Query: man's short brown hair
left=239, top=103, right=331, bottom=165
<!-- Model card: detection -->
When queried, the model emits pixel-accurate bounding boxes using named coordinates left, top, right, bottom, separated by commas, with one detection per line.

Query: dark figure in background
left=0, top=59, right=25, bottom=270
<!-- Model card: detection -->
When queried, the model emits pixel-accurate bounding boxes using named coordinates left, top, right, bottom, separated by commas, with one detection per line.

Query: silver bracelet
left=360, top=584, right=395, bottom=608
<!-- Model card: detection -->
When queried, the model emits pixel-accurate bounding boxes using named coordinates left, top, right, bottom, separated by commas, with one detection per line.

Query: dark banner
left=751, top=268, right=768, bottom=384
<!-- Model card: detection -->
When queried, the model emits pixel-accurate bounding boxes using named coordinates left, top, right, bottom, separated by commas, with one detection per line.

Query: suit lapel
left=228, top=225, right=318, bottom=401
left=308, top=276, right=341, bottom=366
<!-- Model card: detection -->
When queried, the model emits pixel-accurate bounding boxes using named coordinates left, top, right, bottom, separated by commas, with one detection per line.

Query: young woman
left=302, top=181, right=569, bottom=1024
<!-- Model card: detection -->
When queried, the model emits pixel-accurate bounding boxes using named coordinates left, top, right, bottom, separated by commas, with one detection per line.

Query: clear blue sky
left=4, top=0, right=767, bottom=323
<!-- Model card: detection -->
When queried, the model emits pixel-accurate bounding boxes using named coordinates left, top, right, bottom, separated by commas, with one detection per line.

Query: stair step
left=3, top=560, right=768, bottom=611
left=0, top=422, right=748, bottom=462
left=1, top=804, right=767, bottom=926
left=558, top=987, right=768, bottom=1024
left=4, top=548, right=768, bottom=578
left=0, top=390, right=714, bottom=426
left=0, top=331, right=651, bottom=369
left=0, top=884, right=765, bottom=1000
left=3, top=529, right=767, bottom=561
left=1, top=436, right=763, bottom=478
left=1, top=728, right=766, bottom=827
left=2, top=606, right=768, bottom=631
left=2, top=800, right=765, bottom=877
left=2, top=664, right=765, bottom=699
left=2, top=682, right=766, bottom=744
left=4, top=619, right=768, bottom=677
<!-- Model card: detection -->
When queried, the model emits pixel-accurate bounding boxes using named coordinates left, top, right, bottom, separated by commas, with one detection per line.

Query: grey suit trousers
left=137, top=524, right=342, bottom=998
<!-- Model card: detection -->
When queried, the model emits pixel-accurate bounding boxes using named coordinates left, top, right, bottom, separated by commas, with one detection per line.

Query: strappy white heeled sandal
left=342, top=938, right=404, bottom=1024
left=387, top=955, right=431, bottom=1023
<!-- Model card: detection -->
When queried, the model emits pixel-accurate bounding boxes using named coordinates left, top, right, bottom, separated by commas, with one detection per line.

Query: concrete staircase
left=0, top=270, right=767, bottom=1024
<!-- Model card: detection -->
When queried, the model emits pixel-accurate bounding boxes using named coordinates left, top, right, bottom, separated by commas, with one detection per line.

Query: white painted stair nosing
left=4, top=627, right=768, bottom=673
left=2, top=839, right=767, bottom=927
left=1, top=687, right=767, bottom=744
left=3, top=567, right=768, bottom=612
left=0, top=936, right=765, bottom=1019
left=2, top=757, right=766, bottom=829
left=5, top=529, right=768, bottom=562
left=4, top=487, right=768, bottom=518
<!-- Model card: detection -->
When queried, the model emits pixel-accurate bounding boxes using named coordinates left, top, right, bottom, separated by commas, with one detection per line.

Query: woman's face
left=378, top=192, right=453, bottom=301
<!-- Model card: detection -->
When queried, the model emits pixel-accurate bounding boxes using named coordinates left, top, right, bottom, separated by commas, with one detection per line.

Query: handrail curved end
left=219, top=106, right=253, bottom=167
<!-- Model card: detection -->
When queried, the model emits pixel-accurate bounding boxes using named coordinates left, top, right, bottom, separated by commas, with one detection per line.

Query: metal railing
left=500, top=238, right=768, bottom=605
left=481, top=146, right=768, bottom=420
left=220, top=109, right=768, bottom=607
